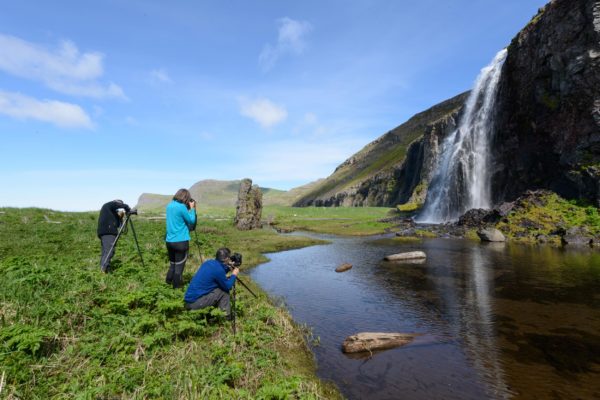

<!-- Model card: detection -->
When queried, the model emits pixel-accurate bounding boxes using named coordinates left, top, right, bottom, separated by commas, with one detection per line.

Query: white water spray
left=417, top=49, right=507, bottom=223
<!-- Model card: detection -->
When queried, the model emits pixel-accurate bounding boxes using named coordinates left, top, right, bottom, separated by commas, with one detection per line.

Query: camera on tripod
left=230, top=252, right=242, bottom=267
left=127, top=208, right=138, bottom=216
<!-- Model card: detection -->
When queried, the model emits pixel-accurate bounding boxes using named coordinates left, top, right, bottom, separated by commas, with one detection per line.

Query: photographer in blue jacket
left=184, top=247, right=239, bottom=318
left=165, top=188, right=196, bottom=288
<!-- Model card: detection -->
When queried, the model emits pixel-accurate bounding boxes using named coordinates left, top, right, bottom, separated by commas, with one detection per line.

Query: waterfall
left=417, top=49, right=507, bottom=223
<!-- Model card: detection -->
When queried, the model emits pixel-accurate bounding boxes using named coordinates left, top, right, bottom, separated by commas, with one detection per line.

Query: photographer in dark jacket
left=97, top=199, right=130, bottom=273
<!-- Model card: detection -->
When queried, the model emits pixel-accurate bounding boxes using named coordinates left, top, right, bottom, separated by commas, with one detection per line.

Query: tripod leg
left=193, top=230, right=205, bottom=263
left=231, top=284, right=237, bottom=335
left=128, top=218, right=145, bottom=268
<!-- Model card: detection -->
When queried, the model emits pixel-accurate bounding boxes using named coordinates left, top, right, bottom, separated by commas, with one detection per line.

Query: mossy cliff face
left=492, top=0, right=600, bottom=207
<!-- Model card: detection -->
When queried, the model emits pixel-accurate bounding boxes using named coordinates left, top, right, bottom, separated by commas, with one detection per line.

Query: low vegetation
left=495, top=192, right=600, bottom=243
left=0, top=207, right=346, bottom=399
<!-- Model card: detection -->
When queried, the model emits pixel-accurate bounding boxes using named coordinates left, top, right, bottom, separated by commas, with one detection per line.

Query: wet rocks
left=335, top=263, right=353, bottom=272
left=477, top=228, right=506, bottom=242
left=561, top=227, right=594, bottom=246
left=384, top=251, right=427, bottom=261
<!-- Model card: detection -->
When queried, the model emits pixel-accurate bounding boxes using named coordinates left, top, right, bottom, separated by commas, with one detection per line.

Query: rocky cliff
left=297, top=0, right=600, bottom=210
left=293, top=92, right=468, bottom=207
left=492, top=0, right=600, bottom=207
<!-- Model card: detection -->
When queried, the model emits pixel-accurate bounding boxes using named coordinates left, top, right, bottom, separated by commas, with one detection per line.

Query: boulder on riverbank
left=342, top=332, right=420, bottom=353
left=335, top=263, right=352, bottom=272
left=384, top=251, right=426, bottom=261
left=561, top=227, right=594, bottom=246
left=477, top=228, right=506, bottom=242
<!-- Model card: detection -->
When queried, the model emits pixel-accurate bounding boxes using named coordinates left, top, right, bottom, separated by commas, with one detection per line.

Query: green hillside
left=294, top=92, right=469, bottom=205
left=136, top=179, right=321, bottom=212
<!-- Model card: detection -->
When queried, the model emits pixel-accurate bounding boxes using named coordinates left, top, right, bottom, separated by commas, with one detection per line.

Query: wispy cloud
left=0, top=33, right=126, bottom=100
left=150, top=68, right=172, bottom=84
left=259, top=17, right=312, bottom=71
left=239, top=97, right=288, bottom=129
left=0, top=90, right=93, bottom=129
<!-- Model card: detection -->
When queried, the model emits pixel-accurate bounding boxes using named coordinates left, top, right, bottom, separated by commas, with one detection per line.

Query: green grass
left=263, top=206, right=397, bottom=235
left=0, top=207, right=341, bottom=399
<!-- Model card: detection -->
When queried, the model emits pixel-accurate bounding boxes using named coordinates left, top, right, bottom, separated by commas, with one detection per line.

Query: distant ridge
left=135, top=179, right=322, bottom=211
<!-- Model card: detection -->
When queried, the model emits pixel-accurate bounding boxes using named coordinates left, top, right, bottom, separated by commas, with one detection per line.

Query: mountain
left=135, top=179, right=321, bottom=211
left=296, top=0, right=600, bottom=210
left=293, top=92, right=469, bottom=206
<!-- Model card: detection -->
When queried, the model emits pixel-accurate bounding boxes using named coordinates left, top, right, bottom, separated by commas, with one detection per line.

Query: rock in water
left=234, top=178, right=263, bottom=230
left=384, top=251, right=426, bottom=261
left=335, top=263, right=352, bottom=272
left=342, top=332, right=419, bottom=353
left=476, top=228, right=506, bottom=242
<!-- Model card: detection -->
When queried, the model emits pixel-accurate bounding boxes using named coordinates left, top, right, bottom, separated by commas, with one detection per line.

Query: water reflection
left=250, top=235, right=600, bottom=399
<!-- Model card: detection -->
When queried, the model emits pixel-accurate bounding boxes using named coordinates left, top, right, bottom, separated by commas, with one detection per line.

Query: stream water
left=250, top=233, right=600, bottom=399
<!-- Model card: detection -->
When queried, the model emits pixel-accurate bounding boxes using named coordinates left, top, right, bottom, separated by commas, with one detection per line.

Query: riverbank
left=0, top=207, right=346, bottom=399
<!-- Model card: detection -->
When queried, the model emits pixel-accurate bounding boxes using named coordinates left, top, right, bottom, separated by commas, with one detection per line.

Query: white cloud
left=259, top=17, right=312, bottom=71
left=0, top=90, right=93, bottom=129
left=0, top=33, right=126, bottom=100
left=239, top=97, right=288, bottom=129
left=150, top=68, right=172, bottom=84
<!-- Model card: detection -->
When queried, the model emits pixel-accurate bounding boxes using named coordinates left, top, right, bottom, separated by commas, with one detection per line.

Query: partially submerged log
left=342, top=332, right=420, bottom=353
left=335, top=263, right=352, bottom=272
left=384, top=251, right=426, bottom=261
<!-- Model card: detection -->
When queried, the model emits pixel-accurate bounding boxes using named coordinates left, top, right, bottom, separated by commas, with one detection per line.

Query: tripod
left=229, top=267, right=257, bottom=335
left=101, top=212, right=145, bottom=270
left=192, top=229, right=205, bottom=264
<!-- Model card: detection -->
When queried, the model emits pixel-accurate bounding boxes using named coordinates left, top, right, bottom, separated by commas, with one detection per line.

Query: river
left=249, top=233, right=600, bottom=399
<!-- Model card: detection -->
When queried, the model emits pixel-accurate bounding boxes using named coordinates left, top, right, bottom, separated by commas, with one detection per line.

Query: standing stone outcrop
left=234, top=178, right=263, bottom=230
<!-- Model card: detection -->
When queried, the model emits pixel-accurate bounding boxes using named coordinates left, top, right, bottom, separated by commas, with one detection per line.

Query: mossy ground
left=0, top=207, right=345, bottom=399
left=495, top=192, right=600, bottom=243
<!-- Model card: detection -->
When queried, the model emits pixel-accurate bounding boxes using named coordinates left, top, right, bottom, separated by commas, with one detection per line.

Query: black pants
left=166, top=240, right=189, bottom=288
left=99, top=235, right=117, bottom=273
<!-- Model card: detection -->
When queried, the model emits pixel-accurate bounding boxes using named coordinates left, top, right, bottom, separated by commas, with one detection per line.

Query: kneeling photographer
left=183, top=247, right=240, bottom=318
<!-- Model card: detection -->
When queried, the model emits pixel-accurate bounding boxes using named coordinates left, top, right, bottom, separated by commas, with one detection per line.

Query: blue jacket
left=165, top=200, right=196, bottom=242
left=184, top=259, right=237, bottom=303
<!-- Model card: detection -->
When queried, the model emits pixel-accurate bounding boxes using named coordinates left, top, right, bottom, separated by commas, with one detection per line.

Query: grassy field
left=1, top=206, right=400, bottom=399
left=2, top=196, right=596, bottom=398
left=263, top=206, right=396, bottom=236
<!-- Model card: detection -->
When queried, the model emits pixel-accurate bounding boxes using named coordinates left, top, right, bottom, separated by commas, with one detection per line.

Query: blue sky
left=0, top=0, right=548, bottom=211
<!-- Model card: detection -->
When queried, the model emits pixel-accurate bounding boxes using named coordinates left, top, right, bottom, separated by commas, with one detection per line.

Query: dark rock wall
left=492, top=0, right=600, bottom=206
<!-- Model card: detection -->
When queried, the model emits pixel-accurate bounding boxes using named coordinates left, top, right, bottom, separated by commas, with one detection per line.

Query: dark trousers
left=100, top=235, right=116, bottom=272
left=184, top=287, right=231, bottom=317
left=166, top=240, right=189, bottom=288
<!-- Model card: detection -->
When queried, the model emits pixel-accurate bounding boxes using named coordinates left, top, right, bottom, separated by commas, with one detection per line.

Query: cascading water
left=417, top=49, right=508, bottom=223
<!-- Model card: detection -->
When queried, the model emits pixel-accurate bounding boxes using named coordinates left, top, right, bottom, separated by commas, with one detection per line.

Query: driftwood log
left=384, top=251, right=426, bottom=261
left=342, top=332, right=420, bottom=353
left=335, top=263, right=352, bottom=272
